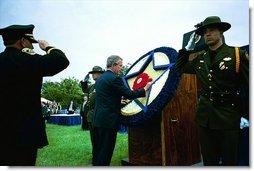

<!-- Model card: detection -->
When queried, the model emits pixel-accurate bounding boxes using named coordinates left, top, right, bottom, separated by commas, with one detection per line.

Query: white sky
left=0, top=0, right=250, bottom=82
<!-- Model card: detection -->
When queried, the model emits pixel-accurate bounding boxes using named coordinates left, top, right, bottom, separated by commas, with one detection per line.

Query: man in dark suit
left=67, top=100, right=76, bottom=114
left=80, top=94, right=89, bottom=130
left=92, top=55, right=152, bottom=166
left=0, top=24, right=69, bottom=166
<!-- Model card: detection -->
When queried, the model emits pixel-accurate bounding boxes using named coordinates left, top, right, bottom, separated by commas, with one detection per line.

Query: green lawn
left=36, top=124, right=128, bottom=166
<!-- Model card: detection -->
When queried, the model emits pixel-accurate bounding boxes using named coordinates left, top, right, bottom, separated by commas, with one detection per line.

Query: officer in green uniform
left=80, top=66, right=104, bottom=146
left=175, top=16, right=249, bottom=166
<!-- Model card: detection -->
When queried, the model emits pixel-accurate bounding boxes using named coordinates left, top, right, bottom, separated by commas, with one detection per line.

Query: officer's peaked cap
left=0, top=24, right=38, bottom=45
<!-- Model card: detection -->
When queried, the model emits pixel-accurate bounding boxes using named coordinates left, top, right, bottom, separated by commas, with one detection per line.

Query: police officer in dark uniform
left=0, top=24, right=69, bottom=165
left=175, top=16, right=249, bottom=166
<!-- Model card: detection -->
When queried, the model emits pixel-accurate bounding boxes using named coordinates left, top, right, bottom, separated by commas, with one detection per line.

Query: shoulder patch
left=22, top=48, right=36, bottom=55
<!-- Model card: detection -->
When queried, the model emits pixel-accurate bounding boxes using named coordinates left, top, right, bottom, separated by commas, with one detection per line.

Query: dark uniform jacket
left=92, top=70, right=146, bottom=129
left=0, top=47, right=69, bottom=148
left=176, top=44, right=249, bottom=129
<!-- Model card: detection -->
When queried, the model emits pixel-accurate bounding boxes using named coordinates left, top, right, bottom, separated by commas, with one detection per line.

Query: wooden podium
left=125, top=74, right=201, bottom=166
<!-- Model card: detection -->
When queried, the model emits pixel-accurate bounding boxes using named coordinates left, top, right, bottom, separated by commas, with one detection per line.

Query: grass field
left=36, top=124, right=128, bottom=166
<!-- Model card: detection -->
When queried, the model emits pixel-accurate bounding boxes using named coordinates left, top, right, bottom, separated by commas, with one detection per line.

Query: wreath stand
left=122, top=73, right=201, bottom=166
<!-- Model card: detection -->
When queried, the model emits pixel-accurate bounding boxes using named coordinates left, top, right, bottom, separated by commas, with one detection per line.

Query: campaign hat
left=88, top=66, right=105, bottom=74
left=0, top=24, right=38, bottom=45
left=195, top=16, right=231, bottom=35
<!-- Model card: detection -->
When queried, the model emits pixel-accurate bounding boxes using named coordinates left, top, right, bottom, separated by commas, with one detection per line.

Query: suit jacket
left=176, top=44, right=249, bottom=129
left=92, top=70, right=146, bottom=129
left=0, top=47, right=69, bottom=148
left=67, top=102, right=76, bottom=113
left=80, top=101, right=88, bottom=117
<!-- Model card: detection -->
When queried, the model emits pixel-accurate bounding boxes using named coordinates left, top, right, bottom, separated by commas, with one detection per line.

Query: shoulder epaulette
left=22, top=48, right=36, bottom=55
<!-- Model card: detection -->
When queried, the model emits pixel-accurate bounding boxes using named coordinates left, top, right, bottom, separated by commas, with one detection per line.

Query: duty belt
left=201, top=91, right=239, bottom=104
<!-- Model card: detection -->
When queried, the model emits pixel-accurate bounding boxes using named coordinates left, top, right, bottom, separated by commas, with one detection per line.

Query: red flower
left=132, top=73, right=152, bottom=90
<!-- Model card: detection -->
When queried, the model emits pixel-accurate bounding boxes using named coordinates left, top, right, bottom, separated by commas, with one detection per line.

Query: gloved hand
left=240, top=117, right=249, bottom=129
left=80, top=74, right=90, bottom=93
left=185, top=32, right=198, bottom=51
left=84, top=73, right=90, bottom=82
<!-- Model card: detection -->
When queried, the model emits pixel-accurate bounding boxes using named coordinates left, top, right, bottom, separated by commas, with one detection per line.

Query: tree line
left=41, top=64, right=130, bottom=110
left=41, top=77, right=84, bottom=109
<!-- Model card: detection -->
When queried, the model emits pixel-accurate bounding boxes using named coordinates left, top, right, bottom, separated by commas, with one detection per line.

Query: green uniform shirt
left=87, top=84, right=96, bottom=122
left=176, top=44, right=249, bottom=129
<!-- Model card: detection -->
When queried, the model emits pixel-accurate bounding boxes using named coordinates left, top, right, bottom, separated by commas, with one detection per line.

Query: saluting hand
left=185, top=33, right=199, bottom=51
left=38, top=40, right=50, bottom=51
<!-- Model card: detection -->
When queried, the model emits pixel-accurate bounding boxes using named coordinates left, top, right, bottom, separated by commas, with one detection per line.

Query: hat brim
left=195, top=22, right=231, bottom=35
left=88, top=71, right=104, bottom=74
left=27, top=38, right=38, bottom=43
left=29, top=38, right=38, bottom=43
left=24, top=35, right=38, bottom=43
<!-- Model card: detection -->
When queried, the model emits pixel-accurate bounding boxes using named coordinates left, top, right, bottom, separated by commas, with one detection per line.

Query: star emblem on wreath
left=122, top=49, right=175, bottom=113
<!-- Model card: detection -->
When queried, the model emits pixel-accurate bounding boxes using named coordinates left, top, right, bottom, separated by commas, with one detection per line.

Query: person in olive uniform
left=92, top=55, right=152, bottom=166
left=80, top=66, right=104, bottom=158
left=86, top=66, right=105, bottom=130
left=0, top=24, right=69, bottom=166
left=175, top=16, right=249, bottom=166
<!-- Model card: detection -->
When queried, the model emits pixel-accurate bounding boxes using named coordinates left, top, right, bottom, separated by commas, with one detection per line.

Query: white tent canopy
left=41, top=97, right=52, bottom=104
